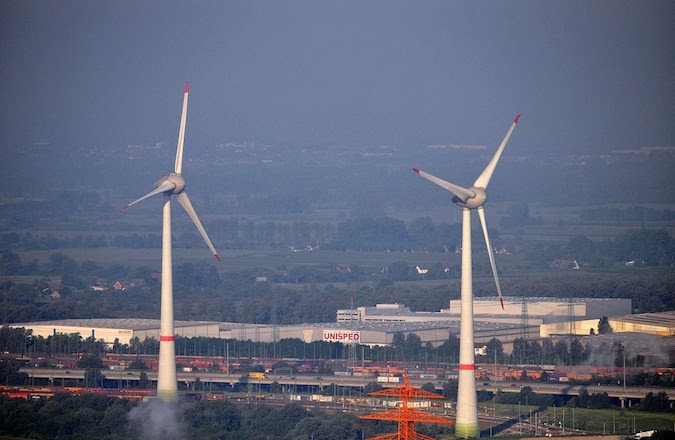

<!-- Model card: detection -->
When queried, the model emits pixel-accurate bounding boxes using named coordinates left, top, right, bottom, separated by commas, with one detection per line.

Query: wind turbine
left=412, top=114, right=520, bottom=438
left=123, top=83, right=220, bottom=402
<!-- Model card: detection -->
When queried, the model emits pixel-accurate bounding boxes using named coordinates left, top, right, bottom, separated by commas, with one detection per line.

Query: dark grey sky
left=1, top=1, right=673, bottom=153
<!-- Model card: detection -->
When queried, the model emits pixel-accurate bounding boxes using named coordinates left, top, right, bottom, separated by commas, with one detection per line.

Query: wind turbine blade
left=473, top=114, right=521, bottom=189
left=412, top=168, right=475, bottom=202
left=477, top=207, right=504, bottom=309
left=175, top=191, right=221, bottom=261
left=123, top=180, right=176, bottom=210
left=174, top=82, right=190, bottom=175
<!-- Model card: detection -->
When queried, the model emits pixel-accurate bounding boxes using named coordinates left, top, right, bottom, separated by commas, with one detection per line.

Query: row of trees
left=6, top=325, right=668, bottom=374
left=3, top=217, right=673, bottom=267
left=324, top=217, right=461, bottom=252
left=1, top=264, right=674, bottom=329
left=522, top=228, right=675, bottom=268
left=579, top=206, right=675, bottom=222
left=482, top=385, right=672, bottom=414
left=0, top=385, right=671, bottom=440
left=0, top=394, right=393, bottom=440
left=2, top=277, right=673, bottom=336
left=482, top=337, right=593, bottom=366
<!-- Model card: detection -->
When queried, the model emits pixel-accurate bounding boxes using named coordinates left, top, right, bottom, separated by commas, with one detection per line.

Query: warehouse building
left=336, top=299, right=631, bottom=329
left=220, top=320, right=539, bottom=348
left=9, top=318, right=220, bottom=345
left=541, top=311, right=675, bottom=337
left=7, top=297, right=640, bottom=350
left=9, top=317, right=538, bottom=349
left=446, top=297, right=631, bottom=323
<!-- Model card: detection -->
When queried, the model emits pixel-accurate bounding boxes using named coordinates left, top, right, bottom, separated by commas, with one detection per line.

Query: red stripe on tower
left=459, top=364, right=475, bottom=370
left=160, top=336, right=175, bottom=342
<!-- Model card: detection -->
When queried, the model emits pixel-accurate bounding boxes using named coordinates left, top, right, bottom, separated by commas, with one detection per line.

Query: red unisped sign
left=322, top=330, right=360, bottom=343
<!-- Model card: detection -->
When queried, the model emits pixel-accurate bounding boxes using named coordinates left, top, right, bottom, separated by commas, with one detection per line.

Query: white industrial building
left=7, top=298, right=641, bottom=350
left=336, top=299, right=631, bottom=327
left=447, top=297, right=632, bottom=324
left=541, top=311, right=675, bottom=337
left=9, top=317, right=538, bottom=349
left=220, top=320, right=539, bottom=348
left=9, top=318, right=221, bottom=345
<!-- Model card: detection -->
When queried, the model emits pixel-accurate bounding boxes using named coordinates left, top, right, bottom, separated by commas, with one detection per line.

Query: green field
left=16, top=247, right=467, bottom=272
left=482, top=403, right=675, bottom=437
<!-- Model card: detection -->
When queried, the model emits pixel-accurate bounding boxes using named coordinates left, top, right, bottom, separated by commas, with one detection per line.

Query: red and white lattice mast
left=360, top=374, right=453, bottom=440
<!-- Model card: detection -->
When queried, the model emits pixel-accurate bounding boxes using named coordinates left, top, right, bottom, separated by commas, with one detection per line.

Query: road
left=20, top=368, right=671, bottom=404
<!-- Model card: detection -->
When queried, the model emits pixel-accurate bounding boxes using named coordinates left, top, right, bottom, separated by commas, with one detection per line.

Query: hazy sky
left=1, top=1, right=673, bottom=153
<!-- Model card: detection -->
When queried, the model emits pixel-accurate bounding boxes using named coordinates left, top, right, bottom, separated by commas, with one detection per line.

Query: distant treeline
left=1, top=251, right=673, bottom=326
left=0, top=382, right=670, bottom=440
left=6, top=326, right=671, bottom=373
left=0, top=393, right=388, bottom=440
left=2, top=219, right=674, bottom=269
left=0, top=216, right=459, bottom=252
left=578, top=206, right=675, bottom=222
left=522, top=228, right=675, bottom=267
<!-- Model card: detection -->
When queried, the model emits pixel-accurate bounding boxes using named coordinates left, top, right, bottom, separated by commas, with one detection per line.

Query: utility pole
left=567, top=298, right=576, bottom=335
left=572, top=407, right=575, bottom=431
left=494, top=348, right=497, bottom=437
left=623, top=350, right=627, bottom=394
left=520, top=297, right=529, bottom=364
left=348, top=296, right=357, bottom=370
left=226, top=343, right=230, bottom=374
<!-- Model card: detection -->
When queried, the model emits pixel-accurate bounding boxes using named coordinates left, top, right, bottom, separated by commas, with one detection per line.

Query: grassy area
left=482, top=403, right=675, bottom=436
left=16, top=247, right=468, bottom=271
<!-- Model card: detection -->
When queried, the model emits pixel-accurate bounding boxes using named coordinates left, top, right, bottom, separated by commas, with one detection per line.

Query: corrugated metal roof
left=613, top=311, right=675, bottom=328
left=10, top=318, right=219, bottom=331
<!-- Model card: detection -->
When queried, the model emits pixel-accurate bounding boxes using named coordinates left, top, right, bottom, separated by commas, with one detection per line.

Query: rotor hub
left=153, top=173, right=186, bottom=194
left=453, top=186, right=486, bottom=209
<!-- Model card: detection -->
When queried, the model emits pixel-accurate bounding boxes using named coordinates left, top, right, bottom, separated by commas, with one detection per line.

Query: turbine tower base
left=156, top=389, right=178, bottom=403
left=455, top=422, right=480, bottom=439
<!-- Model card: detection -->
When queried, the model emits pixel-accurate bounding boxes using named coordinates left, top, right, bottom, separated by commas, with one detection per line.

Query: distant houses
left=550, top=259, right=581, bottom=270
left=88, top=279, right=147, bottom=292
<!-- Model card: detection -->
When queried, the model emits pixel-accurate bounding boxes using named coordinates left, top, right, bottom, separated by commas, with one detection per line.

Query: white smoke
left=582, top=332, right=673, bottom=368
left=127, top=399, right=185, bottom=440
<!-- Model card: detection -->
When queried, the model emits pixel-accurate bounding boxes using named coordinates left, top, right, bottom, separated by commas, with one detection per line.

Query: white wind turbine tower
left=413, top=114, right=520, bottom=438
left=123, top=83, right=220, bottom=402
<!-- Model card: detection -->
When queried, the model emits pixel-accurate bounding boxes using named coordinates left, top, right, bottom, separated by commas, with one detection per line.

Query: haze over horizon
left=1, top=1, right=673, bottom=155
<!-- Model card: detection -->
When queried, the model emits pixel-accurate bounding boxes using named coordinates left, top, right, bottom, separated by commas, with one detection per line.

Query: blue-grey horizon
left=1, top=1, right=673, bottom=154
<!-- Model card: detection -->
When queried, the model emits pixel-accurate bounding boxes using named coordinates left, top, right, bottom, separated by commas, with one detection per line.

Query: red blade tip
left=215, top=254, right=221, bottom=262
left=412, top=168, right=420, bottom=174
left=122, top=205, right=129, bottom=211
left=185, top=82, right=190, bottom=93
left=514, top=114, right=521, bottom=124
left=500, top=297, right=504, bottom=310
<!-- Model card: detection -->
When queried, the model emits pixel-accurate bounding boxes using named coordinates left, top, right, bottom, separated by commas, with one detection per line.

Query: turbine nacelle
left=154, top=173, right=186, bottom=195
left=452, top=187, right=486, bottom=209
